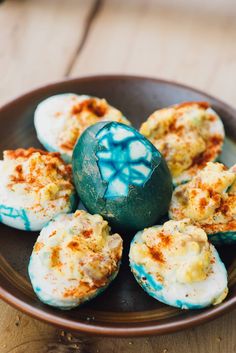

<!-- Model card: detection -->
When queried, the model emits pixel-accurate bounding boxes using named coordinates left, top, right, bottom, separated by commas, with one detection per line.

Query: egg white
left=129, top=226, right=228, bottom=309
left=174, top=107, right=225, bottom=186
left=28, top=211, right=123, bottom=309
left=0, top=151, right=77, bottom=231
left=34, top=93, right=130, bottom=163
left=140, top=103, right=225, bottom=186
left=169, top=162, right=236, bottom=244
left=0, top=193, right=77, bottom=232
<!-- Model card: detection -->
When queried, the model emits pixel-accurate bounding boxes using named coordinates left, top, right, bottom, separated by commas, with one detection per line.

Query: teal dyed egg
left=72, top=122, right=172, bottom=231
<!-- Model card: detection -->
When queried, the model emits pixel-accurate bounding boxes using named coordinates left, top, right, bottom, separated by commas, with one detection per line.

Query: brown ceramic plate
left=0, top=75, right=236, bottom=337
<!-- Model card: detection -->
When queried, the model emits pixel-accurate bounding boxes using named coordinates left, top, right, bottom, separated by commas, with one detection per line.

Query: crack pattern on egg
left=0, top=205, right=30, bottom=230
left=96, top=124, right=154, bottom=198
left=72, top=121, right=172, bottom=231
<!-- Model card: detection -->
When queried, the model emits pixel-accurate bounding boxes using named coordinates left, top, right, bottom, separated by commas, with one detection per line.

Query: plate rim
left=0, top=282, right=236, bottom=336
left=0, top=74, right=236, bottom=337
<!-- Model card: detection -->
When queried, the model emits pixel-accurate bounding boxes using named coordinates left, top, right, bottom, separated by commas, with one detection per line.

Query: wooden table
left=0, top=0, right=236, bottom=352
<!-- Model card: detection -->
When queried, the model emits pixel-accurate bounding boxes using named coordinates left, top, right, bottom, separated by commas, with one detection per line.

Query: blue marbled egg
left=72, top=122, right=173, bottom=232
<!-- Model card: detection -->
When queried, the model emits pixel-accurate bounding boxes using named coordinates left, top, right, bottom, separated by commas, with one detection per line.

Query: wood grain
left=0, top=0, right=236, bottom=352
left=71, top=0, right=236, bottom=108
left=0, top=301, right=236, bottom=353
left=0, top=0, right=95, bottom=105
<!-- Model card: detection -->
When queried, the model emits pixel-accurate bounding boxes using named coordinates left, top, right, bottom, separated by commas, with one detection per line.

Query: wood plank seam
left=64, top=0, right=104, bottom=77
left=0, top=1, right=235, bottom=352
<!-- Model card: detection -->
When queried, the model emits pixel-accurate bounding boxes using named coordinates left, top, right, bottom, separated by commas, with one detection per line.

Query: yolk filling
left=130, top=219, right=211, bottom=285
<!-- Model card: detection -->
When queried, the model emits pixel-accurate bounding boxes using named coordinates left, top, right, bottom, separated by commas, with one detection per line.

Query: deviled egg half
left=34, top=93, right=130, bottom=162
left=140, top=102, right=225, bottom=186
left=169, top=162, right=236, bottom=244
left=28, top=210, right=123, bottom=309
left=0, top=148, right=77, bottom=231
left=129, top=219, right=228, bottom=309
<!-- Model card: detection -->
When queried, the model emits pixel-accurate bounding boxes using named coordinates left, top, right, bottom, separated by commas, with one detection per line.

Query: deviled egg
left=34, top=93, right=130, bottom=162
left=72, top=121, right=172, bottom=232
left=129, top=219, right=228, bottom=309
left=0, top=148, right=77, bottom=231
left=28, top=210, right=123, bottom=309
left=169, top=162, right=236, bottom=244
left=140, top=102, right=225, bottom=186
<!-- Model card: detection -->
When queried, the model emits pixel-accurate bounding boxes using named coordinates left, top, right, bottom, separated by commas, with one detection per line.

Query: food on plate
left=169, top=162, right=236, bottom=244
left=1, top=90, right=233, bottom=315
left=129, top=219, right=228, bottom=309
left=0, top=148, right=77, bottom=231
left=140, top=102, right=225, bottom=186
left=72, top=121, right=172, bottom=232
left=34, top=93, right=130, bottom=162
left=28, top=210, right=123, bottom=309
